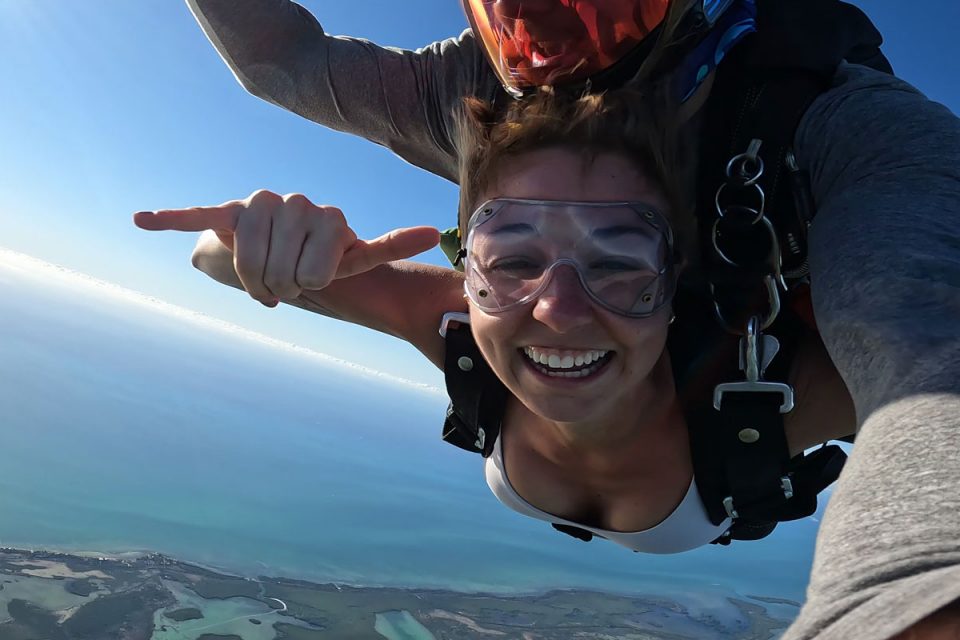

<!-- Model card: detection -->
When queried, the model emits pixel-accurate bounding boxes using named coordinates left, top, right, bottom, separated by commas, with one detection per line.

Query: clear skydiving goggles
left=463, top=198, right=677, bottom=317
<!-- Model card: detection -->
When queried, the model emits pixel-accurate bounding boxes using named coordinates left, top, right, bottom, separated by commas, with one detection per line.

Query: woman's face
left=468, top=147, right=675, bottom=424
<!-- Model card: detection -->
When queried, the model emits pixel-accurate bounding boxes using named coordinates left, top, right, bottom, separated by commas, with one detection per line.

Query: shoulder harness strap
left=682, top=306, right=848, bottom=544
left=699, top=0, right=893, bottom=292
left=688, top=0, right=888, bottom=543
left=440, top=317, right=507, bottom=458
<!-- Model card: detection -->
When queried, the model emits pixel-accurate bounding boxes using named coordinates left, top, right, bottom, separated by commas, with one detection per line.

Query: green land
left=0, top=548, right=793, bottom=639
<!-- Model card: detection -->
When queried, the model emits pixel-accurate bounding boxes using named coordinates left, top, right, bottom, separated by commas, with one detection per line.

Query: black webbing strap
left=441, top=323, right=506, bottom=458
left=441, top=326, right=597, bottom=543
left=716, top=391, right=791, bottom=519
left=693, top=383, right=848, bottom=543
left=698, top=0, right=892, bottom=286
left=682, top=0, right=889, bottom=543
left=687, top=306, right=849, bottom=542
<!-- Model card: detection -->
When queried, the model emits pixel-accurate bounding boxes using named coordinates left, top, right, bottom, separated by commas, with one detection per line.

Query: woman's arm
left=185, top=0, right=504, bottom=182
left=192, top=229, right=465, bottom=369
left=136, top=190, right=467, bottom=370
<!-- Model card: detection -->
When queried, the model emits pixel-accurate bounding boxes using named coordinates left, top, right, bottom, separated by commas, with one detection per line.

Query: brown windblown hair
left=455, top=88, right=695, bottom=252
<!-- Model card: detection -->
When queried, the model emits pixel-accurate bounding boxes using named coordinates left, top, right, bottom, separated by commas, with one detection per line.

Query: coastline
left=0, top=546, right=796, bottom=639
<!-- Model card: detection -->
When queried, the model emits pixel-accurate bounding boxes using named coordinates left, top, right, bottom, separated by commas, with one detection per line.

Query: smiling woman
left=139, top=87, right=856, bottom=558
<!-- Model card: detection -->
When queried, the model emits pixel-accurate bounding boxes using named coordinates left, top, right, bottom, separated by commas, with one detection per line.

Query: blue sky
left=1, top=0, right=958, bottom=387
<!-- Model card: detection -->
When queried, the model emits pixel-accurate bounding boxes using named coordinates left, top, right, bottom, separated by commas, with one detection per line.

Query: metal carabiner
left=710, top=215, right=787, bottom=292
left=711, top=274, right=782, bottom=334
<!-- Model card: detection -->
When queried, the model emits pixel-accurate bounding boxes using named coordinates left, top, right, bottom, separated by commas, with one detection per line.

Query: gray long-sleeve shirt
left=186, top=2, right=960, bottom=637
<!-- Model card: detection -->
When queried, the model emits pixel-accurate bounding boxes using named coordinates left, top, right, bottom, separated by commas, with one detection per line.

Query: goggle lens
left=462, top=0, right=670, bottom=91
left=464, top=199, right=676, bottom=317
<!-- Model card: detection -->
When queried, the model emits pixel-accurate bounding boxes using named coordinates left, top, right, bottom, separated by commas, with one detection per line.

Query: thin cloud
left=0, top=247, right=444, bottom=396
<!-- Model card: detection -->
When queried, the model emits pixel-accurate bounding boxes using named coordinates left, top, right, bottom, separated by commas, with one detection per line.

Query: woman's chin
left=525, top=400, right=602, bottom=424
left=511, top=353, right=619, bottom=422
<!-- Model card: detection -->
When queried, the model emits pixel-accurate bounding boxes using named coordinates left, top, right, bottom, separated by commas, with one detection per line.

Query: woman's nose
left=530, top=265, right=595, bottom=332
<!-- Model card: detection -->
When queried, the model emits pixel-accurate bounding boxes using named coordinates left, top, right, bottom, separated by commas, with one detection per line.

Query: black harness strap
left=682, top=304, right=829, bottom=541
left=699, top=0, right=893, bottom=294
left=441, top=323, right=506, bottom=458
left=682, top=0, right=889, bottom=543
left=442, top=323, right=598, bottom=542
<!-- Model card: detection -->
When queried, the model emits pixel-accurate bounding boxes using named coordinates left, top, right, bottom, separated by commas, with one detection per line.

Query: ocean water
left=0, top=254, right=823, bottom=616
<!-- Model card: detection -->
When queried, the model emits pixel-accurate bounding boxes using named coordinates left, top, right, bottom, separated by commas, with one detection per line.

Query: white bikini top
left=485, top=434, right=731, bottom=554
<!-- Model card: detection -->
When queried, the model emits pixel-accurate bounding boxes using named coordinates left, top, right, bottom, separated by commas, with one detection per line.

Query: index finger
left=132, top=203, right=242, bottom=232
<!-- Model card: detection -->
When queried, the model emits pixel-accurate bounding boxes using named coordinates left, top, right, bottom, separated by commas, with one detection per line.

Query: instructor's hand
left=134, top=190, right=440, bottom=307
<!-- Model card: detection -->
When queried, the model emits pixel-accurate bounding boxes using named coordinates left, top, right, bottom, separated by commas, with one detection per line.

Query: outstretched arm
left=185, top=0, right=504, bottom=182
left=136, top=190, right=467, bottom=369
left=782, top=63, right=960, bottom=640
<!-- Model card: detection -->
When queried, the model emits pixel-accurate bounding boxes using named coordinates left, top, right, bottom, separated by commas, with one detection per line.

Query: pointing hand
left=134, top=190, right=440, bottom=306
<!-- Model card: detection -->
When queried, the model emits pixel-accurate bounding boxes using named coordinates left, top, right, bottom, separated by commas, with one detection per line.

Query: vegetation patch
left=189, top=576, right=261, bottom=599
left=164, top=606, right=204, bottom=621
left=65, top=578, right=97, bottom=597
left=7, top=598, right=65, bottom=640
left=63, top=582, right=172, bottom=639
left=274, top=623, right=329, bottom=639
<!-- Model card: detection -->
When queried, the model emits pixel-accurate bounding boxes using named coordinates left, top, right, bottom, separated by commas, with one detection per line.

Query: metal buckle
left=438, top=312, right=471, bottom=338
left=713, top=381, right=795, bottom=413
left=723, top=496, right=739, bottom=519
left=713, top=316, right=795, bottom=412
left=780, top=476, right=794, bottom=500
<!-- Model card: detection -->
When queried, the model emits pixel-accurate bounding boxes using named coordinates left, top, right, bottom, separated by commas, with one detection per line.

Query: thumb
left=336, top=226, right=440, bottom=278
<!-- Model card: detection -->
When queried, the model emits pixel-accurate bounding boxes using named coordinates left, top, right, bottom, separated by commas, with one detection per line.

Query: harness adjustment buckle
left=438, top=311, right=471, bottom=338
left=713, top=316, right=795, bottom=412
left=713, top=381, right=795, bottom=413
left=780, top=476, right=794, bottom=500
left=723, top=496, right=739, bottom=519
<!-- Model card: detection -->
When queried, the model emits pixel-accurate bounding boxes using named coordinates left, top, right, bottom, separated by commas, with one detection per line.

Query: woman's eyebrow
left=589, top=225, right=653, bottom=239
left=489, top=222, right=538, bottom=236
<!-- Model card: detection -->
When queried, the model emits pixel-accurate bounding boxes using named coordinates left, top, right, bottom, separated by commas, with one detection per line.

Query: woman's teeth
left=522, top=347, right=611, bottom=378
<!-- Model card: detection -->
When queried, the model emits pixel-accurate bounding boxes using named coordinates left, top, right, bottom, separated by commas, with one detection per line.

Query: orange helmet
left=462, top=0, right=671, bottom=93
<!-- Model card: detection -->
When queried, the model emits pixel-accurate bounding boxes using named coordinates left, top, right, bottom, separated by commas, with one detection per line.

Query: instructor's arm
left=185, top=0, right=502, bottom=182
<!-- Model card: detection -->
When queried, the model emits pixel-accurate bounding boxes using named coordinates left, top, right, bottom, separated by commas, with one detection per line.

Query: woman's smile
left=518, top=345, right=616, bottom=384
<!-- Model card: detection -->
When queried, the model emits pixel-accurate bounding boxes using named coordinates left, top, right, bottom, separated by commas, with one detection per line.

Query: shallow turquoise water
left=151, top=580, right=280, bottom=640
left=0, top=258, right=821, bottom=621
left=374, top=611, right=437, bottom=640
